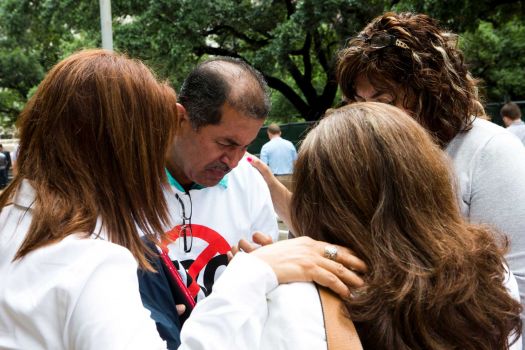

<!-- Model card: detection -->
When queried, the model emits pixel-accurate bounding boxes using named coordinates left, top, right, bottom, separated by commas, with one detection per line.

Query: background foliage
left=1, top=0, right=524, bottom=128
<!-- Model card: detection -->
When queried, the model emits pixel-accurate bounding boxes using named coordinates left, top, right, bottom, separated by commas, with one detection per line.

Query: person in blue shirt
left=501, top=102, right=525, bottom=146
left=260, top=123, right=297, bottom=191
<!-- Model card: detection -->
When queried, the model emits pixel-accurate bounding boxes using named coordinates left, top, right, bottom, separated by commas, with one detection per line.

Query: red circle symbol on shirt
left=163, top=224, right=231, bottom=297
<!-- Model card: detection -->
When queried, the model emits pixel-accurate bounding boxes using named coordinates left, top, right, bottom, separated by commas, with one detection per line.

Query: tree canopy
left=1, top=0, right=524, bottom=126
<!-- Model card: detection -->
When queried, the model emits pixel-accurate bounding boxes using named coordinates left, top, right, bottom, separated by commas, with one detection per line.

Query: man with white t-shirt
left=138, top=57, right=278, bottom=349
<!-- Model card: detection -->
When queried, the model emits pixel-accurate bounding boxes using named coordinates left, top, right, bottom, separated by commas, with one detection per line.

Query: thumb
left=176, top=304, right=186, bottom=316
left=252, top=231, right=274, bottom=246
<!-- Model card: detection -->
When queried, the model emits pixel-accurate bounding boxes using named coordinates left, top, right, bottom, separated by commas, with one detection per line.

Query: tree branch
left=194, top=46, right=243, bottom=58
left=202, top=25, right=270, bottom=48
left=303, top=32, right=312, bottom=83
left=313, top=30, right=329, bottom=75
left=282, top=54, right=317, bottom=104
left=264, top=74, right=309, bottom=116
left=283, top=0, right=295, bottom=18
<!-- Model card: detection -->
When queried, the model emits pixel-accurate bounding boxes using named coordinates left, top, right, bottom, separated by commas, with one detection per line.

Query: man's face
left=167, top=102, right=264, bottom=187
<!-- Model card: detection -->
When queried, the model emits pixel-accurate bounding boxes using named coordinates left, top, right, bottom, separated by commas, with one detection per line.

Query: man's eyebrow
left=220, top=137, right=241, bottom=146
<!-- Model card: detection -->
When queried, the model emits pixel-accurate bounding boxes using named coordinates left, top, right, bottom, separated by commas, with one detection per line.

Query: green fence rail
left=249, top=101, right=525, bottom=156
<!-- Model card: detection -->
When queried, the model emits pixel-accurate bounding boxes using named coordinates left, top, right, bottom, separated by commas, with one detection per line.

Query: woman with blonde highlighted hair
left=336, top=14, right=525, bottom=343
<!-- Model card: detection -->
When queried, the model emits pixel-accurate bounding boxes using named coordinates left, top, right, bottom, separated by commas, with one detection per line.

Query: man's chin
left=196, top=179, right=220, bottom=187
left=199, top=169, right=229, bottom=186
left=195, top=175, right=223, bottom=188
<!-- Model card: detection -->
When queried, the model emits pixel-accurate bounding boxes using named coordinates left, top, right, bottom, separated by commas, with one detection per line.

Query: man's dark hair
left=178, top=57, right=270, bottom=129
left=500, top=102, right=522, bottom=121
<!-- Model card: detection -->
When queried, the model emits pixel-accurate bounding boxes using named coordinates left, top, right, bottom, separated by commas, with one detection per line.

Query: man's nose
left=220, top=148, right=246, bottom=169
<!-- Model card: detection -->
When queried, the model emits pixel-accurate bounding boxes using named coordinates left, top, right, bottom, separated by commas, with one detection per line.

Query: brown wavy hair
left=336, top=12, right=481, bottom=146
left=0, top=49, right=178, bottom=271
left=291, top=102, right=522, bottom=349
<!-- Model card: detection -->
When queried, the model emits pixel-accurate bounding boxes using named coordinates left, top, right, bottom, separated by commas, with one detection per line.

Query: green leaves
left=0, top=0, right=524, bottom=125
left=461, top=18, right=525, bottom=101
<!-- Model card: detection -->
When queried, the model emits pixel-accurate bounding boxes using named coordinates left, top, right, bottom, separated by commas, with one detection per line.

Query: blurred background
left=1, top=0, right=524, bottom=152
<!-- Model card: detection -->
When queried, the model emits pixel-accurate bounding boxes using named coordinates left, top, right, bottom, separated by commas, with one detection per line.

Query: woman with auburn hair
left=0, top=49, right=178, bottom=349
left=336, top=14, right=525, bottom=334
left=0, top=49, right=363, bottom=350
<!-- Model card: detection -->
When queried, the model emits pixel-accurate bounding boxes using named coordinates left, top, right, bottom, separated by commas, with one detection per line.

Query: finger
left=227, top=251, right=234, bottom=262
left=231, top=244, right=240, bottom=256
left=252, top=231, right=274, bottom=246
left=311, top=267, right=351, bottom=299
left=316, top=243, right=367, bottom=273
left=318, top=257, right=365, bottom=288
left=335, top=246, right=367, bottom=273
left=238, top=238, right=257, bottom=253
left=247, top=155, right=272, bottom=177
left=176, top=304, right=186, bottom=316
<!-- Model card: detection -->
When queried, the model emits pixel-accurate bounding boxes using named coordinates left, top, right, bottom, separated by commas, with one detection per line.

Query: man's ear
left=176, top=103, right=189, bottom=129
left=502, top=115, right=511, bottom=127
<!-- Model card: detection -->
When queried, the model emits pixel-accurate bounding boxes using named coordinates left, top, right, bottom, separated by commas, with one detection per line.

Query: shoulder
left=230, top=157, right=267, bottom=185
left=15, top=234, right=136, bottom=269
left=262, top=282, right=326, bottom=349
left=54, top=237, right=141, bottom=313
left=60, top=236, right=138, bottom=284
left=503, top=266, right=520, bottom=303
left=227, top=159, right=273, bottom=204
left=446, top=118, right=525, bottom=162
left=261, top=140, right=271, bottom=148
left=457, top=118, right=507, bottom=143
left=36, top=236, right=138, bottom=289
left=267, top=282, right=322, bottom=319
left=1, top=235, right=138, bottom=318
left=61, top=238, right=166, bottom=349
left=508, top=124, right=525, bottom=139
left=284, top=138, right=295, bottom=147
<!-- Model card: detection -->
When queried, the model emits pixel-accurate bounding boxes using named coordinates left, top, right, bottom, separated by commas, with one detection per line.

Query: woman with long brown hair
left=293, top=103, right=521, bottom=349
left=0, top=49, right=363, bottom=350
left=239, top=102, right=521, bottom=349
